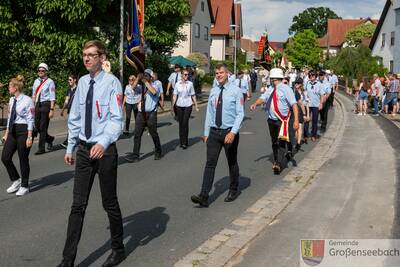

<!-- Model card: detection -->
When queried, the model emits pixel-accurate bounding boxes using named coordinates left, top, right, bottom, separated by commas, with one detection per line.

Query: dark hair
left=174, top=64, right=181, bottom=69
left=69, top=74, right=78, bottom=81
left=83, top=40, right=107, bottom=55
left=215, top=63, right=228, bottom=71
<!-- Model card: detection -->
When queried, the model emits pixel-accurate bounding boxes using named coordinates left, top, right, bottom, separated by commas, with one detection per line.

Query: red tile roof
left=269, top=41, right=285, bottom=53
left=240, top=38, right=259, bottom=57
left=210, top=0, right=235, bottom=35
left=319, top=18, right=379, bottom=47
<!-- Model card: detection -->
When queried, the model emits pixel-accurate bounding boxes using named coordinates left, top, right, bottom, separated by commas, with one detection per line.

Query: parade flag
left=258, top=34, right=271, bottom=69
left=126, top=0, right=145, bottom=73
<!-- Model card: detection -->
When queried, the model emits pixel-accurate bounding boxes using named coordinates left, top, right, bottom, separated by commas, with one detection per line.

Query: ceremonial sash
left=271, top=89, right=291, bottom=141
left=34, top=79, right=48, bottom=103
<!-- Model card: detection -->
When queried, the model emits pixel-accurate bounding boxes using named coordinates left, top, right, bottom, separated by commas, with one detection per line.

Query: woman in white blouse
left=172, top=69, right=199, bottom=149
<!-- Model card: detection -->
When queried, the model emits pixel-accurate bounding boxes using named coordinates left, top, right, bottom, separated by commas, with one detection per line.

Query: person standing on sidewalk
left=384, top=73, right=399, bottom=116
left=32, top=63, right=55, bottom=155
left=60, top=75, right=78, bottom=148
left=304, top=70, right=324, bottom=141
left=370, top=74, right=382, bottom=116
left=318, top=71, right=331, bottom=131
left=172, top=69, right=199, bottom=149
left=191, top=63, right=244, bottom=207
left=57, top=40, right=125, bottom=267
left=123, top=75, right=141, bottom=135
left=250, top=68, right=299, bottom=174
left=358, top=78, right=369, bottom=116
left=124, top=69, right=162, bottom=163
left=1, top=75, right=34, bottom=196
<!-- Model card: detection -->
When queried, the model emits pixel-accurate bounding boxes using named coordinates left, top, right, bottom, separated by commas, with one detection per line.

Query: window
left=201, top=1, right=205, bottom=12
left=204, top=26, right=209, bottom=40
left=396, top=8, right=400, bottom=26
left=382, top=33, right=386, bottom=47
left=194, top=23, right=200, bottom=38
left=391, top=31, right=395, bottom=46
left=390, top=60, right=394, bottom=73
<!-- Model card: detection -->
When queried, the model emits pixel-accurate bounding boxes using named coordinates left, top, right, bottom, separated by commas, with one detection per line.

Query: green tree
left=289, top=7, right=340, bottom=38
left=285, top=30, right=322, bottom=69
left=345, top=23, right=376, bottom=47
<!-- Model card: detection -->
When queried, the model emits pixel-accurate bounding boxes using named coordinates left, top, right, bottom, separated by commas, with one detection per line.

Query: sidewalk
left=229, top=93, right=398, bottom=266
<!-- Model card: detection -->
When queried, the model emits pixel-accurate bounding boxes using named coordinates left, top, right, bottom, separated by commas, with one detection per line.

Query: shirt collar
left=92, top=70, right=105, bottom=84
left=15, top=93, right=24, bottom=101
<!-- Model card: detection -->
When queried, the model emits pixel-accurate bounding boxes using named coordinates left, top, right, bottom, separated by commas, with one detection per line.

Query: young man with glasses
left=60, top=75, right=78, bottom=148
left=57, top=40, right=125, bottom=267
left=304, top=70, right=324, bottom=141
left=32, top=63, right=56, bottom=154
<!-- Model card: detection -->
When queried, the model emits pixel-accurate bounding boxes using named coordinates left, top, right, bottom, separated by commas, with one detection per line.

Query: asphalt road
left=0, top=93, right=333, bottom=267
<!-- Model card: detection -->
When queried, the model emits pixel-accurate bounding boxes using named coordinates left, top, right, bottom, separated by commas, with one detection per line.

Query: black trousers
left=132, top=112, right=161, bottom=157
left=62, top=143, right=124, bottom=263
left=1, top=124, right=31, bottom=187
left=319, top=103, right=329, bottom=130
left=176, top=106, right=192, bottom=146
left=125, top=103, right=138, bottom=131
left=201, top=128, right=240, bottom=197
left=35, top=101, right=54, bottom=150
left=251, top=81, right=257, bottom=92
left=304, top=107, right=319, bottom=138
left=327, top=91, right=335, bottom=108
left=267, top=117, right=294, bottom=164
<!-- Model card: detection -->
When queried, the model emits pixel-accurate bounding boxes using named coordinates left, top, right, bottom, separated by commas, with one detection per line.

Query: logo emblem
left=116, top=93, right=122, bottom=107
left=301, top=240, right=325, bottom=266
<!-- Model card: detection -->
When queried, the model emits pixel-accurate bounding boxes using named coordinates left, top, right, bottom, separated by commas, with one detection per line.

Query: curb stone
left=173, top=94, right=348, bottom=267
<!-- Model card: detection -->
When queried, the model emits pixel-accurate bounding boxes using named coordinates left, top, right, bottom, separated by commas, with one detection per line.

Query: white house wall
left=210, top=36, right=226, bottom=61
left=172, top=23, right=191, bottom=57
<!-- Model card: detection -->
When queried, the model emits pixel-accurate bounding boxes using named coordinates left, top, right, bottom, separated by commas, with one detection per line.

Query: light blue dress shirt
left=204, top=81, right=244, bottom=136
left=32, top=78, right=56, bottom=102
left=234, top=78, right=249, bottom=94
left=7, top=94, right=35, bottom=131
left=330, top=74, right=338, bottom=88
left=319, top=79, right=332, bottom=95
left=152, top=80, right=164, bottom=94
left=259, top=83, right=297, bottom=121
left=67, top=71, right=123, bottom=154
left=305, top=80, right=324, bottom=107
left=174, top=80, right=195, bottom=107
left=136, top=82, right=162, bottom=112
left=124, top=84, right=140, bottom=104
left=168, top=72, right=181, bottom=89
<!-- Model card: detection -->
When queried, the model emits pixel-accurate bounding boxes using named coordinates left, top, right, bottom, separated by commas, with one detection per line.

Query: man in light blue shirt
left=318, top=71, right=331, bottom=131
left=32, top=62, right=56, bottom=154
left=234, top=71, right=250, bottom=102
left=191, top=64, right=244, bottom=208
left=304, top=70, right=324, bottom=141
left=125, top=68, right=162, bottom=162
left=166, top=64, right=182, bottom=118
left=58, top=40, right=126, bottom=267
left=250, top=68, right=299, bottom=174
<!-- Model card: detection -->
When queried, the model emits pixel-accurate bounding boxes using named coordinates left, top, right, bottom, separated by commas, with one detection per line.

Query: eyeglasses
left=68, top=79, right=74, bottom=82
left=129, top=79, right=134, bottom=81
left=37, top=69, right=46, bottom=73
left=82, top=53, right=100, bottom=59
left=183, top=73, right=189, bottom=76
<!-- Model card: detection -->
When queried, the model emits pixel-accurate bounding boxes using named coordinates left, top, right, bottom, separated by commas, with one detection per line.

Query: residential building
left=172, top=0, right=214, bottom=69
left=240, top=38, right=259, bottom=62
left=370, top=0, right=400, bottom=74
left=319, top=18, right=378, bottom=58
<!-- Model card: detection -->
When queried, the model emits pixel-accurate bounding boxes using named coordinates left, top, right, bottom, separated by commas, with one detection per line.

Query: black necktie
left=216, top=85, right=224, bottom=128
left=85, top=79, right=95, bottom=139
left=9, top=98, right=17, bottom=130
left=239, top=79, right=242, bottom=88
left=175, top=73, right=179, bottom=85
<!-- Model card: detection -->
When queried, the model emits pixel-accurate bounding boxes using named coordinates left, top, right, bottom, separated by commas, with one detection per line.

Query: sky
left=240, top=0, right=386, bottom=42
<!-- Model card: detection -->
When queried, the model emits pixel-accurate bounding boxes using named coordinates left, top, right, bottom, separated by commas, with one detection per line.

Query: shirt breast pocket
left=97, top=99, right=110, bottom=121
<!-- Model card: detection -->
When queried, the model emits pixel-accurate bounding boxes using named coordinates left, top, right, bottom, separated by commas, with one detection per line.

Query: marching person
left=125, top=69, right=162, bottom=163
left=318, top=71, right=331, bottom=131
left=1, top=75, right=35, bottom=196
left=304, top=70, right=324, bottom=141
left=57, top=40, right=125, bottom=267
left=166, top=64, right=182, bottom=119
left=60, top=74, right=78, bottom=148
left=250, top=68, right=258, bottom=93
left=294, top=78, right=309, bottom=151
left=152, top=72, right=164, bottom=110
left=191, top=64, right=244, bottom=207
left=172, top=69, right=199, bottom=149
left=235, top=71, right=251, bottom=104
left=250, top=68, right=299, bottom=174
left=32, top=62, right=56, bottom=155
left=123, top=75, right=141, bottom=135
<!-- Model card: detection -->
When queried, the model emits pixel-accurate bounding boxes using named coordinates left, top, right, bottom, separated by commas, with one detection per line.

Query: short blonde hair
left=9, top=75, right=25, bottom=92
left=83, top=40, right=107, bottom=55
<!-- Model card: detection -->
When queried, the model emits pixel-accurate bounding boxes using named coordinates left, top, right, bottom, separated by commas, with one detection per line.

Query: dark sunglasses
left=37, top=69, right=46, bottom=73
left=183, top=73, right=189, bottom=76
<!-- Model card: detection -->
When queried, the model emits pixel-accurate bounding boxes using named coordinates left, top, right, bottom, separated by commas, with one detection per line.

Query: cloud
left=240, top=0, right=386, bottom=41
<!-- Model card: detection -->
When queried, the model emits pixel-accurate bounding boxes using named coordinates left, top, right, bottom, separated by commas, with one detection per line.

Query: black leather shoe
left=34, top=150, right=46, bottom=155
left=182, top=145, right=188, bottom=150
left=101, top=250, right=126, bottom=267
left=47, top=136, right=55, bottom=151
left=125, top=154, right=139, bottom=163
left=56, top=259, right=73, bottom=267
left=285, top=151, right=293, bottom=161
left=224, top=190, right=241, bottom=202
left=154, top=153, right=162, bottom=160
left=191, top=194, right=209, bottom=207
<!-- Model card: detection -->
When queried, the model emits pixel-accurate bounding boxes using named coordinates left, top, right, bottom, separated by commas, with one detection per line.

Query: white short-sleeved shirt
left=173, top=80, right=195, bottom=107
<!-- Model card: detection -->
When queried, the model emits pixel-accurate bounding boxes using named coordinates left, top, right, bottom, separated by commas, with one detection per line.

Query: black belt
left=211, top=127, right=232, bottom=132
left=78, top=140, right=117, bottom=150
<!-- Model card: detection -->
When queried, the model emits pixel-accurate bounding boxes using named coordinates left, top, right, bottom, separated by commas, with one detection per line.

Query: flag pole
left=120, top=0, right=124, bottom=83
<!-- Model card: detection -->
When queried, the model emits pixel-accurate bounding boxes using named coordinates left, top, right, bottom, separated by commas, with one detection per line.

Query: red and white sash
left=271, top=89, right=291, bottom=141
left=34, top=79, right=48, bottom=103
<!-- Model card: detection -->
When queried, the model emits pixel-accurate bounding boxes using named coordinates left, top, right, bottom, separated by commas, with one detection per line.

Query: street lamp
left=230, top=24, right=237, bottom=75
